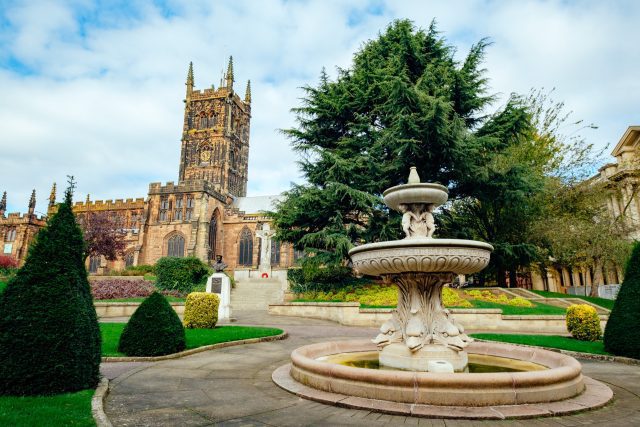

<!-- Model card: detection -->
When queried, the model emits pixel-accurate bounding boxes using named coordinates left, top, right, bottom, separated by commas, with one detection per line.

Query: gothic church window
left=5, top=228, right=16, bottom=242
left=238, top=228, right=253, bottom=266
left=199, top=115, right=208, bottom=129
left=125, top=251, right=135, bottom=268
left=185, top=196, right=194, bottom=220
left=207, top=114, right=216, bottom=128
left=271, top=240, right=281, bottom=266
left=159, top=197, right=169, bottom=222
left=89, top=255, right=101, bottom=273
left=167, top=234, right=185, bottom=257
left=208, top=216, right=217, bottom=260
left=175, top=196, right=183, bottom=220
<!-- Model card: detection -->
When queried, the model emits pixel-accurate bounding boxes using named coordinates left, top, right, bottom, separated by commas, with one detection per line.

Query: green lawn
left=530, top=290, right=615, bottom=310
left=0, top=389, right=94, bottom=427
left=470, top=333, right=609, bottom=355
left=100, top=323, right=283, bottom=357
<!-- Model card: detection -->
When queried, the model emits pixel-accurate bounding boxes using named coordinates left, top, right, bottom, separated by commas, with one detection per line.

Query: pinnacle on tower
left=49, top=182, right=57, bottom=207
left=244, top=80, right=251, bottom=103
left=225, top=56, right=234, bottom=88
left=186, top=61, right=194, bottom=98
left=86, top=194, right=90, bottom=205
left=0, top=191, right=6, bottom=216
left=28, top=189, right=36, bottom=214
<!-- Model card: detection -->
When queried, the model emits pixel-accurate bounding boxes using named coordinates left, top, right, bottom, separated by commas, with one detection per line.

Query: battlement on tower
left=71, top=198, right=146, bottom=212
left=148, top=180, right=229, bottom=203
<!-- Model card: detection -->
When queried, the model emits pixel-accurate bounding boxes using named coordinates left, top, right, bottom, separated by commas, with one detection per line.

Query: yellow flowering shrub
left=300, top=285, right=471, bottom=307
left=464, top=289, right=534, bottom=307
left=183, top=292, right=219, bottom=329
left=566, top=304, right=602, bottom=341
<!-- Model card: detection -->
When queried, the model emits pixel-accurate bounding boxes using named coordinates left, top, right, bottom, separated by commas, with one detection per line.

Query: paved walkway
left=103, top=311, right=640, bottom=426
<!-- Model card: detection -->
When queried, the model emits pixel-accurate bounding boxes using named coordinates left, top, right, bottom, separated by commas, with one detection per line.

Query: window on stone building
left=208, top=216, right=218, bottom=260
left=294, top=248, right=305, bottom=263
left=5, top=228, right=16, bottom=242
left=238, top=228, right=253, bottom=266
left=199, top=115, right=208, bottom=129
left=89, top=255, right=101, bottom=274
left=125, top=251, right=135, bottom=268
left=271, top=240, right=281, bottom=266
left=207, top=114, right=216, bottom=128
left=175, top=196, right=183, bottom=220
left=185, top=196, right=194, bottom=220
left=187, top=112, right=194, bottom=129
left=167, top=234, right=185, bottom=257
left=159, top=197, right=169, bottom=221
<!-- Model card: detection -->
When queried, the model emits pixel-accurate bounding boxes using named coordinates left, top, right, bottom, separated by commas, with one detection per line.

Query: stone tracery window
left=124, top=251, right=135, bottom=268
left=5, top=227, right=16, bottom=242
left=174, top=196, right=183, bottom=220
left=238, top=227, right=253, bottom=266
left=89, top=255, right=101, bottom=273
left=271, top=240, right=281, bottom=266
left=208, top=215, right=218, bottom=260
left=167, top=234, right=185, bottom=257
left=159, top=197, right=169, bottom=222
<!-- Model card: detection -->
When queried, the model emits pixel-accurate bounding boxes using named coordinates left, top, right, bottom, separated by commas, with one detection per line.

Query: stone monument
left=256, top=222, right=275, bottom=275
left=206, top=255, right=231, bottom=320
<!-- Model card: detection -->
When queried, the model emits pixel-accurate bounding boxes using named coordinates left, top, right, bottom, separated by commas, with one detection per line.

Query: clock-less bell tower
left=179, top=57, right=251, bottom=197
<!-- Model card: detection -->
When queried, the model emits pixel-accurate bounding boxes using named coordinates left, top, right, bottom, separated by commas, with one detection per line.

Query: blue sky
left=1, top=0, right=639, bottom=214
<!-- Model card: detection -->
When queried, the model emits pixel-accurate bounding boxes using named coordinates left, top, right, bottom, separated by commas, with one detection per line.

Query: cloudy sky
left=1, top=0, right=639, bottom=214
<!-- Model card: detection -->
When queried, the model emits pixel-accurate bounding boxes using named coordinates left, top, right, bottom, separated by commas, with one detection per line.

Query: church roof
left=232, top=195, right=283, bottom=214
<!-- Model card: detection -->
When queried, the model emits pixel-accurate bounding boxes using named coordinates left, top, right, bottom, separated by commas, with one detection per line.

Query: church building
left=0, top=58, right=299, bottom=276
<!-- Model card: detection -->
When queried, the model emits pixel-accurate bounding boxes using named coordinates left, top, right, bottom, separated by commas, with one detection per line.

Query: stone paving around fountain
left=100, top=310, right=640, bottom=426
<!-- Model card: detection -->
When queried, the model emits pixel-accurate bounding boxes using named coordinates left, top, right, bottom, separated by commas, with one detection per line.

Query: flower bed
left=91, top=279, right=181, bottom=300
left=464, top=289, right=533, bottom=307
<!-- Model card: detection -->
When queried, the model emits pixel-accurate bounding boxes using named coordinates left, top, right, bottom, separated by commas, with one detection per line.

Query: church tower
left=178, top=57, right=252, bottom=197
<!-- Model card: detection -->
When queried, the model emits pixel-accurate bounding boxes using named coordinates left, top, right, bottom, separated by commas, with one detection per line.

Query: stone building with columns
left=532, top=126, right=640, bottom=292
left=0, top=57, right=298, bottom=276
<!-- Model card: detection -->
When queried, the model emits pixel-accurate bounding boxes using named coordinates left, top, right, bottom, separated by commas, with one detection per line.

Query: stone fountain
left=273, top=168, right=613, bottom=419
left=350, top=167, right=492, bottom=371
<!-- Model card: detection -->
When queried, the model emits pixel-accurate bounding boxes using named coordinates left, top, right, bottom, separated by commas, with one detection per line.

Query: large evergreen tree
left=273, top=20, right=493, bottom=261
left=0, top=179, right=101, bottom=396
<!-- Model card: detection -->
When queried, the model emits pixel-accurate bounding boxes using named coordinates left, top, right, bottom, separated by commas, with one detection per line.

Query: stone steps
left=230, top=279, right=284, bottom=310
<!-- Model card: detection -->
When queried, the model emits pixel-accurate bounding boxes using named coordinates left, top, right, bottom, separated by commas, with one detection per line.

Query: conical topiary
left=604, top=241, right=640, bottom=359
left=118, top=292, right=186, bottom=356
left=0, top=180, right=101, bottom=395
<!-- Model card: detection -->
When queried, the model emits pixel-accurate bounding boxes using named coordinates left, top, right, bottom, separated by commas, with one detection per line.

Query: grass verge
left=470, top=333, right=609, bottom=355
left=101, top=323, right=283, bottom=357
left=0, top=389, right=94, bottom=427
left=530, top=290, right=614, bottom=310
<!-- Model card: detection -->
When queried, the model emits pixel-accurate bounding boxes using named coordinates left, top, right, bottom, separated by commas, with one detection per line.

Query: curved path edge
left=92, top=378, right=113, bottom=427
left=474, top=338, right=640, bottom=365
left=272, top=363, right=613, bottom=420
left=101, top=331, right=288, bottom=362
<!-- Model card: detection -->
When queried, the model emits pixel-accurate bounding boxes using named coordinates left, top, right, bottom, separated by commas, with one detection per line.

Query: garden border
left=101, top=331, right=288, bottom=362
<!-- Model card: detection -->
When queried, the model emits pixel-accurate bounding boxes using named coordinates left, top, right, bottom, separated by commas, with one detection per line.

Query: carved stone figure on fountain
left=399, top=203, right=436, bottom=239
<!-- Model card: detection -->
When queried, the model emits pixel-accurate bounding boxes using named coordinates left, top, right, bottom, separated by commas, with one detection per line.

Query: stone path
left=103, top=311, right=640, bottom=426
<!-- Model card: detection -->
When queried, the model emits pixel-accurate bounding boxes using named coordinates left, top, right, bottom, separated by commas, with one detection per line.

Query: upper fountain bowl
left=383, top=183, right=448, bottom=212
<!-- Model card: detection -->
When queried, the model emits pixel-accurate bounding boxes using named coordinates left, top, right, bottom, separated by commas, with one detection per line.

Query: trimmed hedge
left=117, top=292, right=185, bottom=356
left=566, top=304, right=601, bottom=341
left=183, top=292, right=220, bottom=329
left=604, top=242, right=640, bottom=359
left=155, top=257, right=210, bottom=294
left=0, top=192, right=101, bottom=396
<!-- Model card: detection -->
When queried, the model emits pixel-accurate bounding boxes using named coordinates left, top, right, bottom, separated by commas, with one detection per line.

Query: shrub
left=118, top=292, right=185, bottom=356
left=183, top=292, right=219, bottom=329
left=0, top=186, right=101, bottom=395
left=604, top=241, right=640, bottom=358
left=566, top=304, right=602, bottom=342
left=107, top=265, right=155, bottom=276
left=155, top=257, right=210, bottom=294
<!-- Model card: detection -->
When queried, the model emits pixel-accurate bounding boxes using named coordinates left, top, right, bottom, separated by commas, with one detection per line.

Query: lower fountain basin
left=349, top=238, right=493, bottom=276
left=290, top=339, right=585, bottom=407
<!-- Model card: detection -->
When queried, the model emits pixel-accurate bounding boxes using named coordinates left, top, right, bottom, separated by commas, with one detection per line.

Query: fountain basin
left=289, top=340, right=585, bottom=407
left=383, top=182, right=449, bottom=211
left=349, top=238, right=493, bottom=276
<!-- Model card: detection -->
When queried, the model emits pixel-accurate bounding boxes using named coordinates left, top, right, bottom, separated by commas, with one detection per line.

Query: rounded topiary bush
left=566, top=304, right=601, bottom=342
left=0, top=186, right=101, bottom=396
left=155, top=257, right=210, bottom=294
left=604, top=242, right=640, bottom=359
left=118, top=292, right=186, bottom=356
left=183, top=292, right=220, bottom=329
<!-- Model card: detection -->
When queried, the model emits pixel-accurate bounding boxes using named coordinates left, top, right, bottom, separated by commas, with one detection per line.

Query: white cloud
left=1, top=0, right=639, bottom=214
